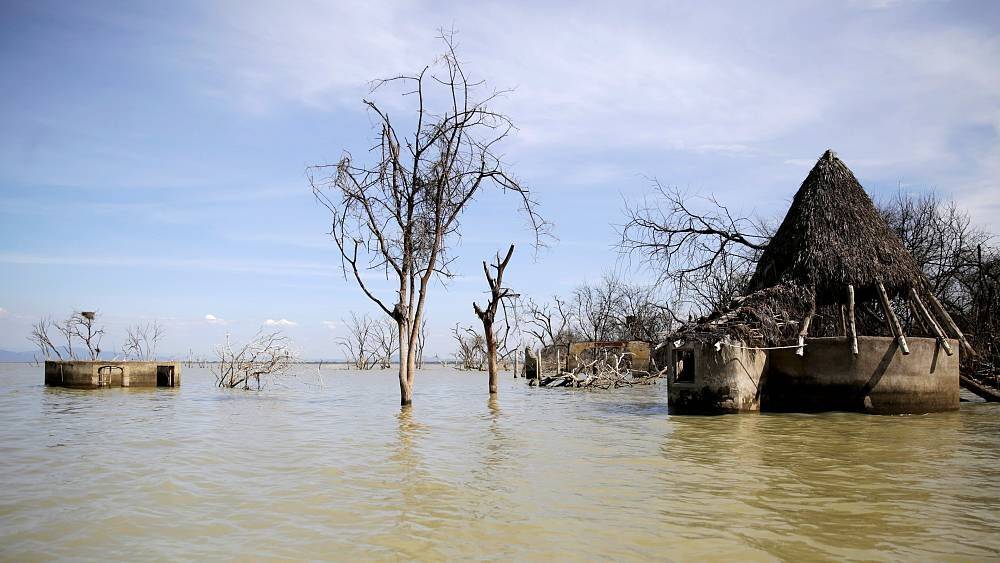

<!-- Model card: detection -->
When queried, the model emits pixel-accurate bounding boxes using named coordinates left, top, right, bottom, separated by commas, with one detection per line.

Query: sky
left=1, top=0, right=998, bottom=360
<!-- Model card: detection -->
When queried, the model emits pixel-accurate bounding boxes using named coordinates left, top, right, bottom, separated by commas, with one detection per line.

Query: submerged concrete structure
left=666, top=336, right=958, bottom=414
left=665, top=150, right=968, bottom=415
left=45, top=360, right=181, bottom=389
left=539, top=340, right=653, bottom=373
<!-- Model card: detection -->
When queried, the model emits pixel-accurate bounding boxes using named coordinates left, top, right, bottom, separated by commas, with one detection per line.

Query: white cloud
left=321, top=320, right=336, bottom=330
left=0, top=307, right=7, bottom=317
left=205, top=314, right=227, bottom=325
left=183, top=1, right=1000, bottom=232
left=265, top=318, right=297, bottom=327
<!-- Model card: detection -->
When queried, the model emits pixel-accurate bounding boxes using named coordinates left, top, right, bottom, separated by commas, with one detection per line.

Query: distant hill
left=0, top=349, right=40, bottom=363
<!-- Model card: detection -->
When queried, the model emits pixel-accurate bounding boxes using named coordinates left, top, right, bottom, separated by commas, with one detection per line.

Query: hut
left=666, top=150, right=970, bottom=414
left=45, top=360, right=181, bottom=389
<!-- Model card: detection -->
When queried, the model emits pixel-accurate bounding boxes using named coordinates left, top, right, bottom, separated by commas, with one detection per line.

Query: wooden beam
left=876, top=281, right=910, bottom=355
left=839, top=304, right=847, bottom=336
left=922, top=284, right=976, bottom=358
left=847, top=285, right=859, bottom=355
left=909, top=287, right=953, bottom=356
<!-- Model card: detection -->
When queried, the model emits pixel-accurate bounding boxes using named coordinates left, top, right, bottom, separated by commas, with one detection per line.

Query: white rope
left=720, top=341, right=805, bottom=351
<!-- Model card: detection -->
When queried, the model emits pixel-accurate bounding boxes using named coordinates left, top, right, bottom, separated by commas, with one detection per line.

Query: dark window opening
left=156, top=365, right=175, bottom=387
left=673, top=350, right=695, bottom=383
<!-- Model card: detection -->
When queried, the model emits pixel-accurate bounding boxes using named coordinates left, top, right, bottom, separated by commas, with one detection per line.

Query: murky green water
left=1, top=364, right=998, bottom=561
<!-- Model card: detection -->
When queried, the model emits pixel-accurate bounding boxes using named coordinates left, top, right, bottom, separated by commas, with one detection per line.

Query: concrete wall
left=666, top=339, right=767, bottom=414
left=44, top=361, right=181, bottom=389
left=764, top=336, right=958, bottom=414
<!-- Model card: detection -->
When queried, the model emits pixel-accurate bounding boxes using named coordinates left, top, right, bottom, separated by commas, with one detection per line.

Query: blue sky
left=1, top=0, right=998, bottom=359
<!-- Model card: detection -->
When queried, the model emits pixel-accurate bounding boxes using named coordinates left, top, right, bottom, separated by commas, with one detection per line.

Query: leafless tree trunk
left=415, top=318, right=427, bottom=369
left=474, top=245, right=515, bottom=394
left=310, top=31, right=547, bottom=406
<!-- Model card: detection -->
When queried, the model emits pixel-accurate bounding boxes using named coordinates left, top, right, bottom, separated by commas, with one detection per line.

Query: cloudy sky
left=1, top=0, right=997, bottom=359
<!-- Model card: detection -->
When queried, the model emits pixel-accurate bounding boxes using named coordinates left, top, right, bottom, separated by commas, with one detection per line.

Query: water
left=1, top=364, right=998, bottom=561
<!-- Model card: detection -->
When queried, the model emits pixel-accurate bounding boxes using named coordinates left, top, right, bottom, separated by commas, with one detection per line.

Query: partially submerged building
left=45, top=360, right=181, bottom=389
left=539, top=340, right=653, bottom=373
left=666, top=150, right=971, bottom=415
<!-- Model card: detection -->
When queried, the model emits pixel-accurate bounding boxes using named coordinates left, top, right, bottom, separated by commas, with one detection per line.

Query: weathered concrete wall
left=44, top=361, right=181, bottom=389
left=764, top=336, right=958, bottom=414
left=666, top=339, right=767, bottom=414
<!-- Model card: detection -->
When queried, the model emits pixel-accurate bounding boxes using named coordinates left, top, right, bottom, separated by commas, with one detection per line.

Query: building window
left=673, top=349, right=695, bottom=383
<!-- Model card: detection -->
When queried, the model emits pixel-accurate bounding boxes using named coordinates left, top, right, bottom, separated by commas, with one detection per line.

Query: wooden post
left=796, top=297, right=816, bottom=357
left=910, top=288, right=953, bottom=356
left=922, top=285, right=975, bottom=357
left=839, top=305, right=847, bottom=336
left=876, top=281, right=910, bottom=355
left=513, top=353, right=519, bottom=378
left=847, top=285, right=859, bottom=355
left=556, top=349, right=561, bottom=374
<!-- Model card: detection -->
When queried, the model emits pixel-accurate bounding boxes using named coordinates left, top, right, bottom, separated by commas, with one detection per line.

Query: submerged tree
left=337, top=312, right=378, bottom=370
left=214, top=330, right=297, bottom=390
left=310, top=31, right=547, bottom=405
left=452, top=324, right=486, bottom=370
left=473, top=244, right=515, bottom=395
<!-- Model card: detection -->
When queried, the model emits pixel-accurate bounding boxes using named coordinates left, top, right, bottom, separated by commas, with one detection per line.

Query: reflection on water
left=1, top=364, right=998, bottom=560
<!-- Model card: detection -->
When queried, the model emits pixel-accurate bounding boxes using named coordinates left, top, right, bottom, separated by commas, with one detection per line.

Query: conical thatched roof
left=747, top=150, right=923, bottom=304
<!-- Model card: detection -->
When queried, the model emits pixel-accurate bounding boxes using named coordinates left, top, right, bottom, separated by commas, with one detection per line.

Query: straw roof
left=747, top=150, right=924, bottom=305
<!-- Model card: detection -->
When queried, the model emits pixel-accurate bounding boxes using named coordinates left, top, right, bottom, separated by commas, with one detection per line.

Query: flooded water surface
left=1, top=364, right=999, bottom=560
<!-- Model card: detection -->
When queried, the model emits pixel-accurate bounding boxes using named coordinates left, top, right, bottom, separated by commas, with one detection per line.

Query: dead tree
left=67, top=311, right=104, bottom=360
left=415, top=318, right=427, bottom=369
left=337, top=312, right=377, bottom=370
left=214, top=330, right=297, bottom=390
left=522, top=296, right=575, bottom=348
left=121, top=321, right=165, bottom=361
left=452, top=324, right=485, bottom=370
left=28, top=311, right=106, bottom=360
left=310, top=31, right=547, bottom=405
left=619, top=180, right=770, bottom=314
left=474, top=244, right=515, bottom=394
left=27, top=317, right=63, bottom=360
left=373, top=318, right=399, bottom=369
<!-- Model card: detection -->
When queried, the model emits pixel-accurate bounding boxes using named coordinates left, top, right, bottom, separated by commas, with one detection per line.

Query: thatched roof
left=747, top=150, right=923, bottom=304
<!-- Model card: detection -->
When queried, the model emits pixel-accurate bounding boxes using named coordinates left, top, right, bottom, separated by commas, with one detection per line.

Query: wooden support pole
left=847, top=285, right=858, bottom=355
left=910, top=288, right=953, bottom=357
left=876, top=282, right=910, bottom=355
left=796, top=296, right=816, bottom=357
left=839, top=305, right=847, bottom=336
left=513, top=353, right=519, bottom=378
left=922, top=285, right=976, bottom=358
left=556, top=349, right=561, bottom=374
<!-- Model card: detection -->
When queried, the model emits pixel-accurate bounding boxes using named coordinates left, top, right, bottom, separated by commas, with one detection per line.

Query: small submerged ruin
left=665, top=150, right=969, bottom=415
left=45, top=360, right=181, bottom=389
left=525, top=340, right=661, bottom=389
